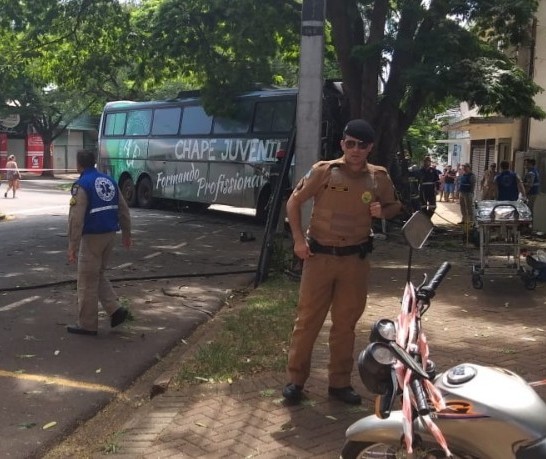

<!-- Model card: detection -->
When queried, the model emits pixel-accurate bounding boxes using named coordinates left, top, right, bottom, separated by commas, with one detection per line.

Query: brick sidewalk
left=80, top=202, right=546, bottom=459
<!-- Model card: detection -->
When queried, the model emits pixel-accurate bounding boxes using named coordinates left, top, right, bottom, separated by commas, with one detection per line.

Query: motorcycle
left=341, top=211, right=546, bottom=459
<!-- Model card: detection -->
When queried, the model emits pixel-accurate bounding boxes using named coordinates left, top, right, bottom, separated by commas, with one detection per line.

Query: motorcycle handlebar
left=418, top=262, right=451, bottom=300
left=410, top=379, right=430, bottom=415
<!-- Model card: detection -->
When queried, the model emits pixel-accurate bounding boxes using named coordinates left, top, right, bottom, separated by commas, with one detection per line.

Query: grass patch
left=57, top=183, right=73, bottom=191
left=173, top=275, right=299, bottom=386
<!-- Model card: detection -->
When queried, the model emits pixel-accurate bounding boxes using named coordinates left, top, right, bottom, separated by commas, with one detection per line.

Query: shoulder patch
left=70, top=184, right=80, bottom=196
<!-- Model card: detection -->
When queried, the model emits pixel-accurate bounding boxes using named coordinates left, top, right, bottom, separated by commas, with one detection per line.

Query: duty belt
left=307, top=237, right=373, bottom=259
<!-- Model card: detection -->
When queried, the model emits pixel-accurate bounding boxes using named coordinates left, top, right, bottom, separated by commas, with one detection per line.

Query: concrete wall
left=529, top=1, right=546, bottom=149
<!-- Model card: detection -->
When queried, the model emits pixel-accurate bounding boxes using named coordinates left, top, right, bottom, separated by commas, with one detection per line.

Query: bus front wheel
left=137, top=176, right=154, bottom=209
left=120, top=177, right=137, bottom=207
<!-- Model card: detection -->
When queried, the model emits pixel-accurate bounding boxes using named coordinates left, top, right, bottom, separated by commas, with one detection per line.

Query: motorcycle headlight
left=369, top=318, right=397, bottom=343
left=357, top=342, right=397, bottom=394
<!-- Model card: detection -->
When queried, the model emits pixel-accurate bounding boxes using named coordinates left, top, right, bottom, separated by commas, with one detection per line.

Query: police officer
left=66, top=149, right=132, bottom=335
left=282, top=119, right=401, bottom=404
left=418, top=156, right=440, bottom=217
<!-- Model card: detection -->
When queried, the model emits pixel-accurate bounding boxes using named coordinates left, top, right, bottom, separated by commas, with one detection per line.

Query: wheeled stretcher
left=471, top=200, right=535, bottom=289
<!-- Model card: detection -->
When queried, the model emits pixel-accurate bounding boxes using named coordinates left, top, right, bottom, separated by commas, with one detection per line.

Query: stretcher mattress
left=475, top=200, right=532, bottom=224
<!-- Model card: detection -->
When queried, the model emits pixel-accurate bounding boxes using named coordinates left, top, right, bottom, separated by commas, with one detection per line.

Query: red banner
left=26, top=133, right=44, bottom=172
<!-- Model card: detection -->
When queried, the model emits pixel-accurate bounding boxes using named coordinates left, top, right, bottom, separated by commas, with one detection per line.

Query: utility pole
left=295, top=0, right=326, bottom=227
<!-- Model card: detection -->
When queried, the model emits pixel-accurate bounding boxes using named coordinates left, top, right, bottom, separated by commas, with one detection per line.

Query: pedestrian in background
left=523, top=158, right=540, bottom=214
left=66, top=149, right=132, bottom=336
left=480, top=163, right=497, bottom=200
left=442, top=165, right=457, bottom=202
left=495, top=160, right=525, bottom=202
left=4, top=154, right=20, bottom=198
left=282, top=119, right=401, bottom=405
left=458, top=163, right=476, bottom=225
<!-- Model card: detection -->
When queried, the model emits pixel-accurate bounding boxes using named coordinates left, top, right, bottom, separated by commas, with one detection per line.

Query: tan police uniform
left=68, top=185, right=131, bottom=331
left=286, top=157, right=401, bottom=388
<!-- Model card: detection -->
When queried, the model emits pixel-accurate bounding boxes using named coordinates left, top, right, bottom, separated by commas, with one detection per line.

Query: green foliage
left=146, top=0, right=301, bottom=114
left=406, top=105, right=449, bottom=162
left=0, top=0, right=543, bottom=173
left=327, top=0, right=542, bottom=167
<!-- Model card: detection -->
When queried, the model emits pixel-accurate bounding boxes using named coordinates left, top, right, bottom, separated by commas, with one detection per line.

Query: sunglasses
left=343, top=139, right=369, bottom=149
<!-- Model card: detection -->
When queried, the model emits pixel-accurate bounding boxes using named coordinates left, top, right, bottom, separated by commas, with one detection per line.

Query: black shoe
left=328, top=386, right=362, bottom=405
left=282, top=383, right=304, bottom=404
left=66, top=325, right=97, bottom=336
left=110, top=307, right=129, bottom=328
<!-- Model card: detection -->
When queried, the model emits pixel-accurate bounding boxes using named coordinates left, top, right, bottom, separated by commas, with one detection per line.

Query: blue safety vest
left=76, top=168, right=120, bottom=234
left=459, top=173, right=473, bottom=193
left=496, top=170, right=519, bottom=201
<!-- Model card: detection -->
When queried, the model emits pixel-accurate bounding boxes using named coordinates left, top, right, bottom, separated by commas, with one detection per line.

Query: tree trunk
left=41, top=139, right=54, bottom=178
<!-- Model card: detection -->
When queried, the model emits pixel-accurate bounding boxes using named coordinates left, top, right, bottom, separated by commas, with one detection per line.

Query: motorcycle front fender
left=344, top=411, right=487, bottom=457
left=345, top=411, right=425, bottom=444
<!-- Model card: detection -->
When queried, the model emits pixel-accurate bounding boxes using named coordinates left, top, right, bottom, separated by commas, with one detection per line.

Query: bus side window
left=152, top=107, right=181, bottom=136
left=272, top=100, right=296, bottom=132
left=213, top=100, right=253, bottom=134
left=253, top=102, right=275, bottom=132
left=253, top=100, right=295, bottom=133
left=104, top=112, right=127, bottom=136
left=126, top=109, right=152, bottom=136
left=180, top=105, right=213, bottom=135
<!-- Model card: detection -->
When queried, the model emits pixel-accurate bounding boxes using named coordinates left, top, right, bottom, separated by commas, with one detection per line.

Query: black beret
left=343, top=119, right=375, bottom=143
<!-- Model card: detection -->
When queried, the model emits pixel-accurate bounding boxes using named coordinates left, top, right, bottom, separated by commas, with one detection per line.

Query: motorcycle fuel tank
left=436, top=363, right=546, bottom=436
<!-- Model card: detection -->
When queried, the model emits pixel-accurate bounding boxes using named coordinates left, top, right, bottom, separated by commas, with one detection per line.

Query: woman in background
left=5, top=154, right=20, bottom=198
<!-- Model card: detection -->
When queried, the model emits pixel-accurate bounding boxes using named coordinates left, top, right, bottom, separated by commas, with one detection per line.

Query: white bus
left=97, top=82, right=344, bottom=221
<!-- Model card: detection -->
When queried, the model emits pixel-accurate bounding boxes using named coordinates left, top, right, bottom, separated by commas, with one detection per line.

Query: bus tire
left=137, top=176, right=154, bottom=209
left=120, top=176, right=137, bottom=207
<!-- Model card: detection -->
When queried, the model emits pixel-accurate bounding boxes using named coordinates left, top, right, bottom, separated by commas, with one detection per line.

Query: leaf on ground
left=16, top=354, right=36, bottom=359
left=96, top=368, right=102, bottom=373
left=18, top=422, right=36, bottom=429
left=54, top=350, right=60, bottom=356
left=24, top=335, right=40, bottom=341
left=195, top=421, right=208, bottom=428
left=42, top=421, right=57, bottom=430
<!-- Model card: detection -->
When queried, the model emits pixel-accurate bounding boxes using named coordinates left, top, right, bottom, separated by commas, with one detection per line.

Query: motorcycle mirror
left=370, top=319, right=397, bottom=343
left=402, top=211, right=434, bottom=249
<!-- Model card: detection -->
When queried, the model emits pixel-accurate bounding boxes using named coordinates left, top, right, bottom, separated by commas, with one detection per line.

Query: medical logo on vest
left=95, top=177, right=116, bottom=202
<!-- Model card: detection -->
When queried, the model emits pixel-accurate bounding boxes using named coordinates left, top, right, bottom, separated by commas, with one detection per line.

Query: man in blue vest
left=66, top=149, right=132, bottom=335
left=495, top=160, right=525, bottom=202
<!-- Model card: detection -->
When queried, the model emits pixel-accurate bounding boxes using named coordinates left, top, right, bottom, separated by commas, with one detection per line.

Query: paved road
left=0, top=178, right=265, bottom=459
left=46, top=211, right=546, bottom=458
